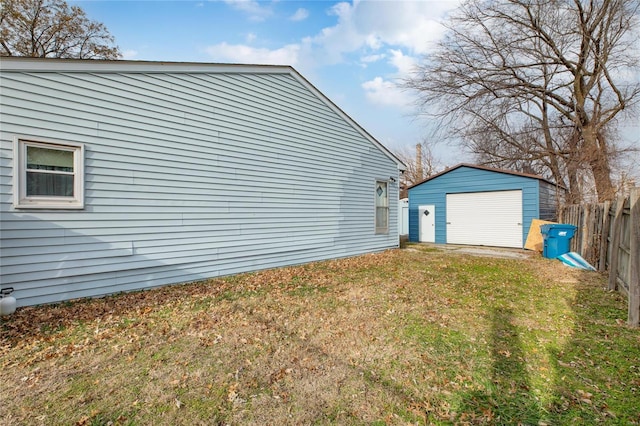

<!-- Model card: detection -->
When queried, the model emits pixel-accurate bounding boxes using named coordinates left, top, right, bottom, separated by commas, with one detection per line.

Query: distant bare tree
left=394, top=140, right=442, bottom=198
left=406, top=0, right=640, bottom=202
left=0, top=0, right=120, bottom=59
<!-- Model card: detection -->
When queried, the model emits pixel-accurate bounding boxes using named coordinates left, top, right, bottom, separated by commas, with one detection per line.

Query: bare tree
left=394, top=140, right=442, bottom=198
left=1, top=0, right=120, bottom=59
left=406, top=0, right=640, bottom=202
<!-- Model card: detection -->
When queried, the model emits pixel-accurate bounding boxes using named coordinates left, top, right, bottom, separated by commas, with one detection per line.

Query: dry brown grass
left=1, top=246, right=638, bottom=425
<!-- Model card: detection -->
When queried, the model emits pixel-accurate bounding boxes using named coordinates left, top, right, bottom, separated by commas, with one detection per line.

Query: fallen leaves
left=227, top=383, right=244, bottom=405
left=1, top=248, right=637, bottom=425
left=576, top=389, right=594, bottom=405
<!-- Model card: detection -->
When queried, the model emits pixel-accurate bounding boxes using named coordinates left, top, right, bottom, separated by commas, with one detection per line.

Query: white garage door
left=446, top=190, right=523, bottom=248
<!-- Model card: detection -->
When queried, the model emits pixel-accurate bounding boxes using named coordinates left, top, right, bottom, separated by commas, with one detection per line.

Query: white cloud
left=205, top=42, right=300, bottom=66
left=121, top=49, right=139, bottom=60
left=302, top=1, right=456, bottom=108
left=303, top=2, right=363, bottom=64
left=290, top=8, right=309, bottom=22
left=223, top=0, right=273, bottom=21
left=359, top=50, right=418, bottom=105
left=361, top=76, right=412, bottom=108
left=364, top=33, right=382, bottom=50
left=208, top=0, right=456, bottom=107
left=351, top=1, right=453, bottom=54
left=306, top=0, right=457, bottom=65
left=361, top=53, right=385, bottom=63
left=245, top=32, right=257, bottom=43
left=387, top=49, right=417, bottom=75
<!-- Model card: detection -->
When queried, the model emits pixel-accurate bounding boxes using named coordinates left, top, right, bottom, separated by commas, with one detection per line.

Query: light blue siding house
left=0, top=58, right=405, bottom=307
left=408, top=164, right=564, bottom=248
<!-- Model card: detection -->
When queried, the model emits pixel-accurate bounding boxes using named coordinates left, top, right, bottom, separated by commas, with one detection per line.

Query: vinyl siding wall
left=408, top=167, right=540, bottom=245
left=0, top=67, right=399, bottom=307
left=538, top=181, right=564, bottom=221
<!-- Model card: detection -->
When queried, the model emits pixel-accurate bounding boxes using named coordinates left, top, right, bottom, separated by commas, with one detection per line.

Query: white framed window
left=375, top=180, right=389, bottom=234
left=13, top=137, right=84, bottom=209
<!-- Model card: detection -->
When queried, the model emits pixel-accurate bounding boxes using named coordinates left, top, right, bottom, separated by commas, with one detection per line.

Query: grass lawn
left=1, top=244, right=639, bottom=425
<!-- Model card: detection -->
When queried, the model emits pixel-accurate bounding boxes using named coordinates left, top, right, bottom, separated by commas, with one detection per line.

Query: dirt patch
left=413, top=242, right=534, bottom=259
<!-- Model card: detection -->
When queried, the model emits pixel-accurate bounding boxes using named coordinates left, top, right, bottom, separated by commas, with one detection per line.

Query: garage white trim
left=446, top=190, right=523, bottom=248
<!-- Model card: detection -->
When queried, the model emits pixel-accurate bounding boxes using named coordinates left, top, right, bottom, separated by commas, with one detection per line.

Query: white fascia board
left=0, top=57, right=292, bottom=75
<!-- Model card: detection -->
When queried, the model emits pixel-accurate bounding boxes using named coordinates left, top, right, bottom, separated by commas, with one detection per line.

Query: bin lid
left=540, top=223, right=577, bottom=237
left=540, top=223, right=576, bottom=231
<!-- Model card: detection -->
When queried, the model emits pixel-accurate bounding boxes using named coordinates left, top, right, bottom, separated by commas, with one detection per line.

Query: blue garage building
left=408, top=164, right=564, bottom=248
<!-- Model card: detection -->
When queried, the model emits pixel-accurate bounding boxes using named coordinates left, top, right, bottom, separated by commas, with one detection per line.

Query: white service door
left=419, top=204, right=436, bottom=243
left=446, top=190, right=523, bottom=248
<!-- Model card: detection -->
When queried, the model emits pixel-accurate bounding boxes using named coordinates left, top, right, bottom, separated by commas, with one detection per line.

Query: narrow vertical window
left=375, top=180, right=389, bottom=234
left=14, top=138, right=84, bottom=209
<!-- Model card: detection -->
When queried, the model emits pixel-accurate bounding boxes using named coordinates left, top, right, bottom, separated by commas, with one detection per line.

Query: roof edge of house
left=0, top=56, right=293, bottom=73
left=286, top=66, right=406, bottom=172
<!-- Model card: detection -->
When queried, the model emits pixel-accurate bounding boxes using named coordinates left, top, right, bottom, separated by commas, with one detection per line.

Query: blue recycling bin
left=540, top=224, right=577, bottom=259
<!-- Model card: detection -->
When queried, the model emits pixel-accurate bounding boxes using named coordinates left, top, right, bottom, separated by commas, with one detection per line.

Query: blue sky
left=71, top=0, right=466, bottom=166
left=71, top=0, right=638, bottom=177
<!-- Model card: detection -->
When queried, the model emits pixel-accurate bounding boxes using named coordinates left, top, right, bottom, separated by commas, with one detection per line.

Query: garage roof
left=408, top=163, right=564, bottom=190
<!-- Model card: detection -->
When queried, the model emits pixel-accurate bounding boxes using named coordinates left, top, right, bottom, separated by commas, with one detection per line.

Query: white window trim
left=13, top=137, right=85, bottom=209
left=375, top=179, right=389, bottom=234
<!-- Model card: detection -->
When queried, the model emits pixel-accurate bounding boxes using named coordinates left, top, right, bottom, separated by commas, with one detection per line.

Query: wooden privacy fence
left=559, top=188, right=639, bottom=327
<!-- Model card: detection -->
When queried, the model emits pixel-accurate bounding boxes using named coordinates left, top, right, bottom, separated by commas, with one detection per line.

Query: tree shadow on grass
left=452, top=269, right=640, bottom=425
left=547, top=271, right=640, bottom=424
left=453, top=306, right=542, bottom=424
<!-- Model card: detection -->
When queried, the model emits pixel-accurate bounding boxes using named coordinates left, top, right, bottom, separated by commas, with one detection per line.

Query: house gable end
left=0, top=57, right=402, bottom=307
left=0, top=57, right=405, bottom=172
